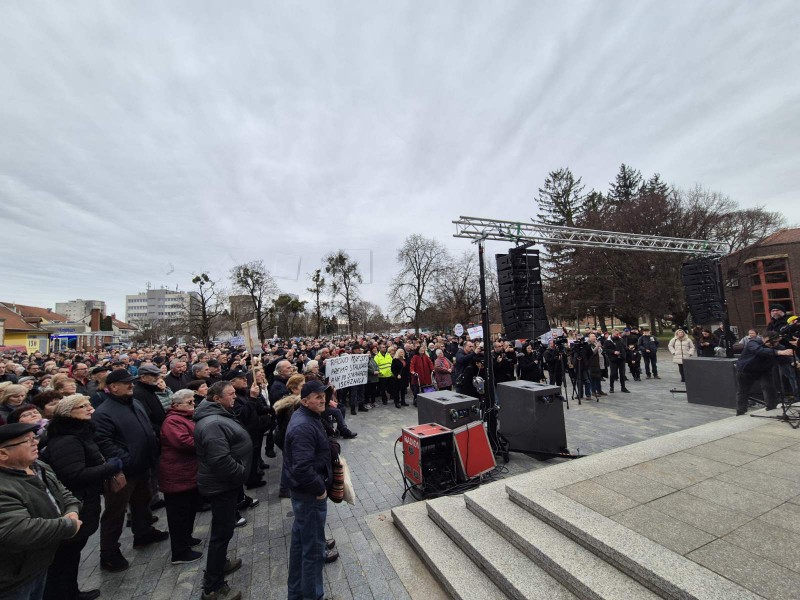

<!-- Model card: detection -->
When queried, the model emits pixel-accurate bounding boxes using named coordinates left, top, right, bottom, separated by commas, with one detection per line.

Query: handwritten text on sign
left=325, top=354, right=370, bottom=390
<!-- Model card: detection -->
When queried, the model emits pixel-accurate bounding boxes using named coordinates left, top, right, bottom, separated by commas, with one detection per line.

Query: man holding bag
left=285, top=380, right=334, bottom=600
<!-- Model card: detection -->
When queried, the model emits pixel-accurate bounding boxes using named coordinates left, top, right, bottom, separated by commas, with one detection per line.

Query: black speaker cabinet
left=683, top=357, right=739, bottom=408
left=416, top=390, right=481, bottom=428
left=496, top=381, right=567, bottom=454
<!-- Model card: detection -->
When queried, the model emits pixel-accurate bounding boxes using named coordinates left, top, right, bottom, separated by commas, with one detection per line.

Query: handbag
left=329, top=457, right=345, bottom=503
left=104, top=471, right=127, bottom=494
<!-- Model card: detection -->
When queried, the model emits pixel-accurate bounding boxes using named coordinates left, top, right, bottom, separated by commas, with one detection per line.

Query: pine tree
left=536, top=167, right=586, bottom=226
left=607, top=163, right=643, bottom=206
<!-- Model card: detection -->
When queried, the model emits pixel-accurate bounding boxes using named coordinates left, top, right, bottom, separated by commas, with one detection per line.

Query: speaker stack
left=681, top=259, right=726, bottom=324
left=496, top=250, right=549, bottom=339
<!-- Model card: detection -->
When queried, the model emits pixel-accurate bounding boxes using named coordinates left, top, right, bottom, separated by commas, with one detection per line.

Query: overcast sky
left=2, top=1, right=798, bottom=320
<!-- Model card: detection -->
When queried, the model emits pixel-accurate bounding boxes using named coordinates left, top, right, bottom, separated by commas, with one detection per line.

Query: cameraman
left=543, top=340, right=563, bottom=387
left=570, top=338, right=593, bottom=398
left=735, top=330, right=794, bottom=415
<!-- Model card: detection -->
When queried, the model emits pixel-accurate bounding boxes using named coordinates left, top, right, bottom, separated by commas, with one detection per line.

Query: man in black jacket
left=194, top=382, right=252, bottom=600
left=285, top=380, right=334, bottom=600
left=164, top=359, right=190, bottom=393
left=735, top=331, right=794, bottom=415
left=604, top=330, right=630, bottom=393
left=637, top=328, right=660, bottom=379
left=268, top=360, right=293, bottom=403
left=93, top=369, right=167, bottom=572
left=132, top=364, right=167, bottom=436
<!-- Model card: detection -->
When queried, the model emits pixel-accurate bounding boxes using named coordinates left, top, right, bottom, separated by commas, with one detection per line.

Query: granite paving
left=76, top=350, right=745, bottom=599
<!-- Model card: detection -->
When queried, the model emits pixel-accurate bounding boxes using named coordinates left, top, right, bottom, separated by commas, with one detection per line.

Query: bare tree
left=229, top=260, right=278, bottom=342
left=324, top=250, right=362, bottom=336
left=179, top=272, right=227, bottom=345
left=389, top=234, right=446, bottom=333
left=307, top=269, right=326, bottom=338
left=432, top=250, right=481, bottom=326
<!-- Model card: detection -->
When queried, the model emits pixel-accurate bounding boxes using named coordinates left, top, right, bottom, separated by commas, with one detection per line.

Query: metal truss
left=453, top=216, right=725, bottom=255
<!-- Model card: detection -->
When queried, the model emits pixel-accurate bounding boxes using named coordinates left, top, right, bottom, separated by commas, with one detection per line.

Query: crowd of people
left=1, top=304, right=797, bottom=600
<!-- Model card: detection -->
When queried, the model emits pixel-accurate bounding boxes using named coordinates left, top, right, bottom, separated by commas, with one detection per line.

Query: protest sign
left=241, top=319, right=262, bottom=355
left=325, top=354, right=370, bottom=390
left=454, top=323, right=464, bottom=337
left=467, top=325, right=484, bottom=340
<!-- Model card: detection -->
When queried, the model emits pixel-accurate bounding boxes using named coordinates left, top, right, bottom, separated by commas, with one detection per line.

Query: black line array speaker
left=496, top=249, right=549, bottom=339
left=681, top=259, right=726, bottom=324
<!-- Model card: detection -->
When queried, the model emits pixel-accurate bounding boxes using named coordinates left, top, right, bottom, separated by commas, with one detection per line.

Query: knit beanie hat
left=54, top=394, right=91, bottom=418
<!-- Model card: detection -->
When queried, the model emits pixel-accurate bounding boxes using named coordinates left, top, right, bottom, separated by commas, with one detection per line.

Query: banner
left=229, top=335, right=245, bottom=347
left=467, top=325, right=484, bottom=340
left=325, top=354, right=370, bottom=389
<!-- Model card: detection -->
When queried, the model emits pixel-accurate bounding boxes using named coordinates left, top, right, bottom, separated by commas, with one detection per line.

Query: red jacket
left=158, top=409, right=198, bottom=493
left=410, top=353, right=434, bottom=386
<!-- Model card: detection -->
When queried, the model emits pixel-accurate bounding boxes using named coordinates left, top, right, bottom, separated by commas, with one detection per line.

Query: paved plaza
left=77, top=351, right=736, bottom=600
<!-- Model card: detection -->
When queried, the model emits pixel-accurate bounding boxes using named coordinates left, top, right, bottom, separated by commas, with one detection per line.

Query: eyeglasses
left=0, top=434, right=39, bottom=449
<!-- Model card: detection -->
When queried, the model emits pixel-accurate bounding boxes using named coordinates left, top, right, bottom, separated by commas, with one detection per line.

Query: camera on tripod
left=553, top=335, right=569, bottom=349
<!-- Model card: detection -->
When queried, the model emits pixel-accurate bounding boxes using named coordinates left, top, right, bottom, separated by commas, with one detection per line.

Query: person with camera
left=603, top=330, right=630, bottom=393
left=543, top=340, right=563, bottom=387
left=735, top=330, right=795, bottom=415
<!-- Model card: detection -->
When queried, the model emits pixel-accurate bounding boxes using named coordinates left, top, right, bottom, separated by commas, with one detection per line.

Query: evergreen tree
left=607, top=163, right=643, bottom=206
left=536, top=167, right=586, bottom=226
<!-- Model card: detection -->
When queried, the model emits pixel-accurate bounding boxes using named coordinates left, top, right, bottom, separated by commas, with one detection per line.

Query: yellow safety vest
left=374, top=352, right=393, bottom=378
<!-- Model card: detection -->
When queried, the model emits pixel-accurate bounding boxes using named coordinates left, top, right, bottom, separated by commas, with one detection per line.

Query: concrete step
left=506, top=485, right=763, bottom=600
left=426, top=495, right=577, bottom=600
left=464, top=486, right=660, bottom=600
left=391, top=501, right=509, bottom=600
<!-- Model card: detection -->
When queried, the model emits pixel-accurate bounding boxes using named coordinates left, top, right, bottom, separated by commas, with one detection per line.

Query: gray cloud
left=1, top=1, right=798, bottom=318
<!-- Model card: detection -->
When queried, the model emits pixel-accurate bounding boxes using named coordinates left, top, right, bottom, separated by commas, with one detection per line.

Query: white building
left=125, top=288, right=194, bottom=326
left=54, top=299, right=107, bottom=323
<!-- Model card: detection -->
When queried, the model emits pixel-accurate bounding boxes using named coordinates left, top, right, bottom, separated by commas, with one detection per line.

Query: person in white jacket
left=668, top=329, right=695, bottom=382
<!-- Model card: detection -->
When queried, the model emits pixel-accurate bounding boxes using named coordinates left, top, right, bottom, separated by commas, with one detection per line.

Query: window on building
left=749, top=258, right=794, bottom=326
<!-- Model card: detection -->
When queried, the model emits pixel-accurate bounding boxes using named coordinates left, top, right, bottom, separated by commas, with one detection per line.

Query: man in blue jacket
left=735, top=331, right=794, bottom=415
left=285, top=380, right=333, bottom=600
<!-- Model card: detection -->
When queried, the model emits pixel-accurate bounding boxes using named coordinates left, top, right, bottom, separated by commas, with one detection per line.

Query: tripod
left=751, top=360, right=800, bottom=428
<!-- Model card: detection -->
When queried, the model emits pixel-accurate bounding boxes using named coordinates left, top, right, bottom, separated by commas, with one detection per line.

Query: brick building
left=721, top=228, right=800, bottom=334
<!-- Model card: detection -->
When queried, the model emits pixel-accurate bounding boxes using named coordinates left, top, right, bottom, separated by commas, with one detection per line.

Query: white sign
left=229, top=335, right=245, bottom=347
left=540, top=328, right=563, bottom=345
left=467, top=325, right=484, bottom=340
left=325, top=354, right=370, bottom=390
left=241, top=319, right=262, bottom=355
left=454, top=323, right=464, bottom=337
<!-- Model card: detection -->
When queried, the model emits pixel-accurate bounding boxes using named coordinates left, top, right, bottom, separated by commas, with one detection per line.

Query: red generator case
left=402, top=423, right=457, bottom=494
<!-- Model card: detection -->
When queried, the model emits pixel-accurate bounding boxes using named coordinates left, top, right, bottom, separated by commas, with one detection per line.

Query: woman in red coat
left=158, top=389, right=201, bottom=564
left=410, top=347, right=435, bottom=406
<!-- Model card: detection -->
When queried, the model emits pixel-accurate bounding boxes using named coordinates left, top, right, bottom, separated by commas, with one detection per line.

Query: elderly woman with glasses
left=0, top=383, right=29, bottom=423
left=159, top=389, right=202, bottom=565
left=41, top=394, right=124, bottom=600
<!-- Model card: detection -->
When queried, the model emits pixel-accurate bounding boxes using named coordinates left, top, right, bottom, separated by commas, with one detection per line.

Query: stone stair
left=390, top=417, right=771, bottom=600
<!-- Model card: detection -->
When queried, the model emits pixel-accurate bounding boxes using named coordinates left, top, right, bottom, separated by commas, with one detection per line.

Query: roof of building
left=0, top=305, right=39, bottom=331
left=757, top=228, right=800, bottom=247
left=112, top=317, right=138, bottom=331
left=0, top=303, right=69, bottom=323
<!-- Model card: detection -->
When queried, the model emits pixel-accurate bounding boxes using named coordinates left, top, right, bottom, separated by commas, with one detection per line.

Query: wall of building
left=721, top=241, right=800, bottom=334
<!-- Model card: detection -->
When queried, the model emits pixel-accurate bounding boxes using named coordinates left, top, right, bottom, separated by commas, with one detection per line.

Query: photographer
left=735, top=331, right=795, bottom=415
left=492, top=341, right=516, bottom=385
left=586, top=334, right=607, bottom=396
left=543, top=340, right=563, bottom=387
left=517, top=343, right=543, bottom=382
left=570, top=339, right=592, bottom=398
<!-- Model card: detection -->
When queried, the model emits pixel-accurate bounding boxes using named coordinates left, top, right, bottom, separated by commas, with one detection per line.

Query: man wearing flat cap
left=285, top=379, right=335, bottom=600
left=0, top=423, right=83, bottom=599
left=133, top=364, right=167, bottom=436
left=92, top=369, right=167, bottom=573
